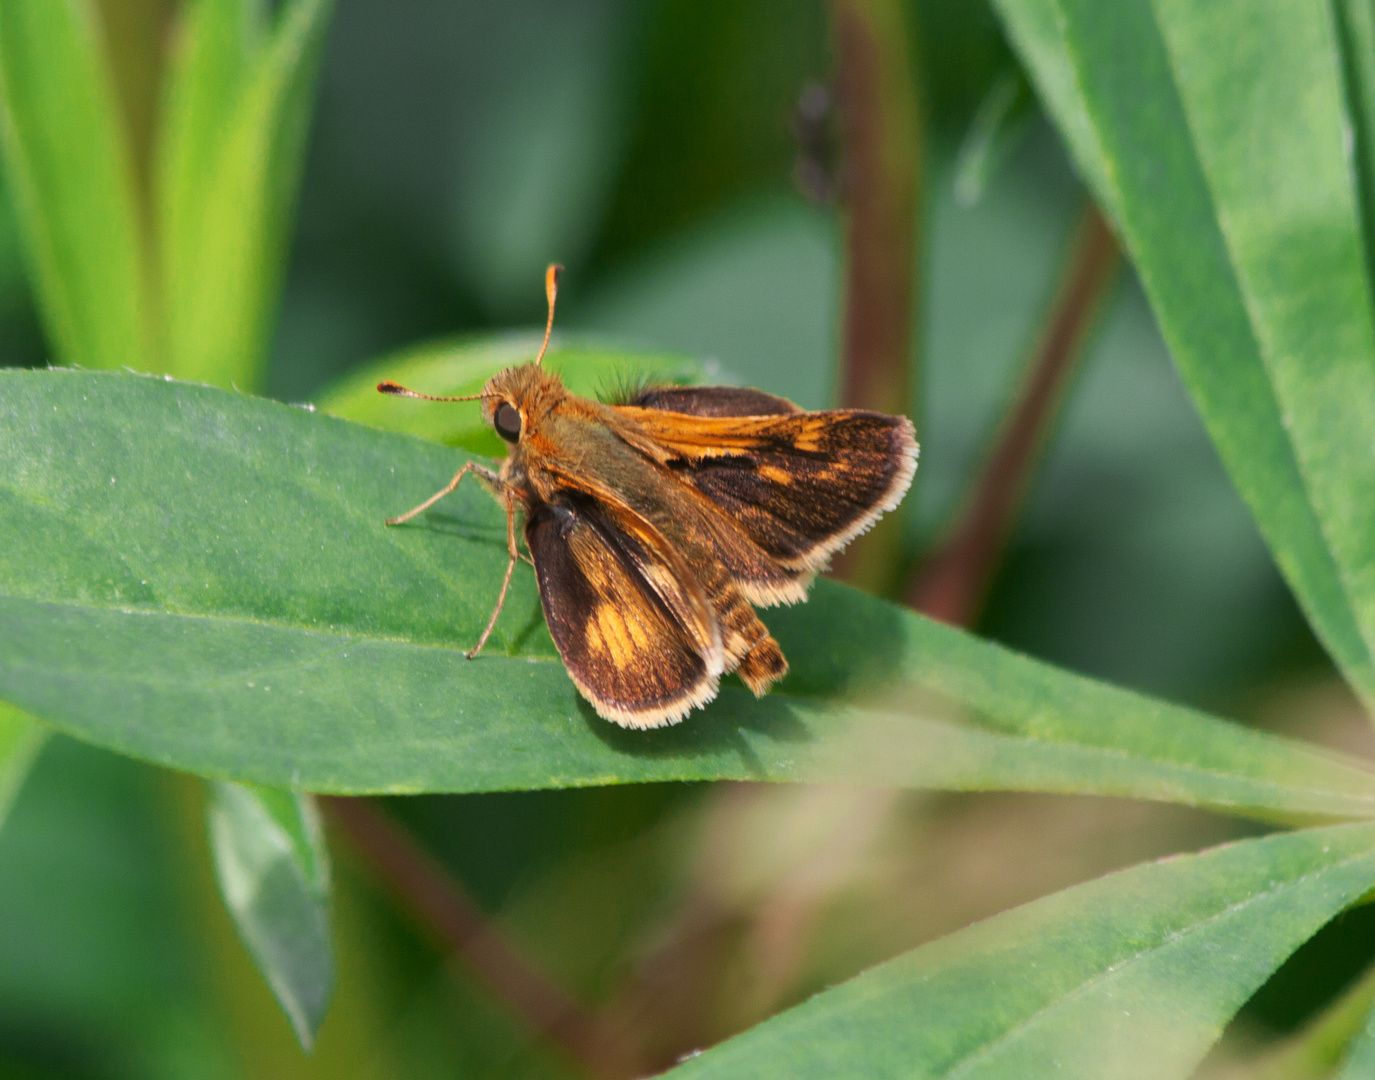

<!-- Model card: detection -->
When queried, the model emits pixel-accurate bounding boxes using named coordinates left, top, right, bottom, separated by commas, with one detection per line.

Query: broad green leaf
left=0, top=0, right=153, bottom=372
left=3, top=370, right=1375, bottom=817
left=665, top=823, right=1375, bottom=1080
left=158, top=0, right=333, bottom=389
left=0, top=700, right=45, bottom=833
left=315, top=334, right=704, bottom=458
left=991, top=0, right=1375, bottom=713
left=208, top=780, right=331, bottom=1048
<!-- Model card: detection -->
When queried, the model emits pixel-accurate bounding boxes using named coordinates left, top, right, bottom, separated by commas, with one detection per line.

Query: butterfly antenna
left=376, top=382, right=487, bottom=402
left=534, top=263, right=563, bottom=367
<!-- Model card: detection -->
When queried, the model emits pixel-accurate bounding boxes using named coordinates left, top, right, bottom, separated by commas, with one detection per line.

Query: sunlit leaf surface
left=667, top=824, right=1375, bottom=1080
left=0, top=701, right=44, bottom=835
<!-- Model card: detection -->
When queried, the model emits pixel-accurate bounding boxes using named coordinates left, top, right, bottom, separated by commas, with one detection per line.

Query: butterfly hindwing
left=628, top=385, right=799, bottom=417
left=617, top=394, right=918, bottom=573
left=524, top=494, right=723, bottom=728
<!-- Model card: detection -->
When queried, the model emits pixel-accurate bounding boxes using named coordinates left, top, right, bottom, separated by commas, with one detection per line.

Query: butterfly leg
left=467, top=493, right=521, bottom=659
left=385, top=461, right=500, bottom=526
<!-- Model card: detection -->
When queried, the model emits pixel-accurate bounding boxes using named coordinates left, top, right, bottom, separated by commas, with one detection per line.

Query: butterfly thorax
left=486, top=363, right=664, bottom=511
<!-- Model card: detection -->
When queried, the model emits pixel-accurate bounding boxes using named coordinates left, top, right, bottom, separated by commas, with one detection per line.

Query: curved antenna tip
left=535, top=264, right=565, bottom=367
left=376, top=381, right=484, bottom=403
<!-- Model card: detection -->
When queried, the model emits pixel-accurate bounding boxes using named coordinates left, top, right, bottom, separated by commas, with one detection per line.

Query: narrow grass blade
left=0, top=0, right=153, bottom=371
left=158, top=0, right=333, bottom=389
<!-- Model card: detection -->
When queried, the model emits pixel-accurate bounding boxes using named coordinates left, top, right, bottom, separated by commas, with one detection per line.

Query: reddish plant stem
left=322, top=797, right=648, bottom=1080
left=832, top=0, right=918, bottom=416
left=828, top=0, right=920, bottom=591
left=905, top=202, right=1119, bottom=626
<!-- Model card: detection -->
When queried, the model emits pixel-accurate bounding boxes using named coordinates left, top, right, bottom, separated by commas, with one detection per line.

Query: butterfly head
left=479, top=362, right=567, bottom=446
left=376, top=263, right=566, bottom=450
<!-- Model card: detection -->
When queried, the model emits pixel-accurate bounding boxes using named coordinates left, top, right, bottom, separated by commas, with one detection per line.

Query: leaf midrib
left=7, top=593, right=1375, bottom=812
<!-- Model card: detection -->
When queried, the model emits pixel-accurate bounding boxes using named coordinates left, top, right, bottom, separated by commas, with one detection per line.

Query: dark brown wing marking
left=615, top=407, right=918, bottom=573
left=630, top=385, right=801, bottom=417
left=525, top=496, right=724, bottom=729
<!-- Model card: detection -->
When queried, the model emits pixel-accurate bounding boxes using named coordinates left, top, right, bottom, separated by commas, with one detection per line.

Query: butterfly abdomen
left=737, top=637, right=787, bottom=696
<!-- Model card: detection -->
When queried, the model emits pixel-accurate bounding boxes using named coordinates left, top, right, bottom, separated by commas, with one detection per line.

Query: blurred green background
left=0, top=1, right=1363, bottom=1076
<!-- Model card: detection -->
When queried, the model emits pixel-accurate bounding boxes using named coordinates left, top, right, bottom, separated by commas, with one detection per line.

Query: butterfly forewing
left=615, top=401, right=918, bottom=573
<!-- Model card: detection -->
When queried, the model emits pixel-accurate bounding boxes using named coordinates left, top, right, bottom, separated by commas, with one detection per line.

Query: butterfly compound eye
left=494, top=402, right=522, bottom=443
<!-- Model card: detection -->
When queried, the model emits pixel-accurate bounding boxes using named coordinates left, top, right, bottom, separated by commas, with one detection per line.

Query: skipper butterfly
left=381, top=266, right=917, bottom=727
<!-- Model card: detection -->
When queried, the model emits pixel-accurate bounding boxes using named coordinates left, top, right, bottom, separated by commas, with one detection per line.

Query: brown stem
left=828, top=0, right=920, bottom=592
left=322, top=797, right=648, bottom=1080
left=905, top=202, right=1119, bottom=626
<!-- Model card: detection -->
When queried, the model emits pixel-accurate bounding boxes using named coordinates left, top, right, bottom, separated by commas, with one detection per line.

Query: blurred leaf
left=443, top=0, right=634, bottom=316
left=595, top=0, right=828, bottom=261
left=158, top=0, right=260, bottom=351
left=1242, top=962, right=1375, bottom=1080
left=576, top=201, right=842, bottom=410
left=208, top=780, right=332, bottom=1049
left=0, top=701, right=44, bottom=834
left=665, top=823, right=1375, bottom=1080
left=988, top=0, right=1117, bottom=225
left=158, top=0, right=333, bottom=389
left=952, top=69, right=1031, bottom=208
left=316, top=334, right=703, bottom=457
left=1333, top=986, right=1375, bottom=1080
left=4, top=370, right=1375, bottom=819
left=0, top=0, right=153, bottom=371
left=992, top=0, right=1375, bottom=714
left=0, top=738, right=238, bottom=1076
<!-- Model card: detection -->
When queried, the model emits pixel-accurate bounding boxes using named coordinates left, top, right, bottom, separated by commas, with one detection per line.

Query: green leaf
left=1334, top=0, right=1375, bottom=273
left=207, top=779, right=332, bottom=1049
left=988, top=0, right=1117, bottom=225
left=1334, top=980, right=1375, bottom=1080
left=157, top=0, right=260, bottom=372
left=991, top=0, right=1375, bottom=713
left=157, top=0, right=333, bottom=389
left=315, top=334, right=705, bottom=458
left=0, top=700, right=45, bottom=833
left=0, top=0, right=153, bottom=372
left=952, top=70, right=1032, bottom=209
left=664, top=823, right=1375, bottom=1080
left=3, top=369, right=1375, bottom=818
left=1241, top=962, right=1375, bottom=1080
